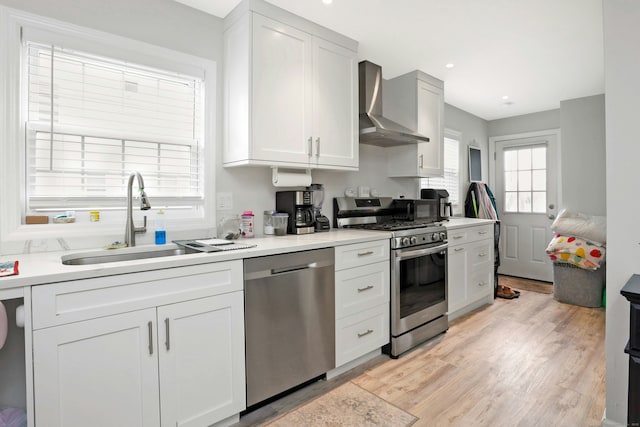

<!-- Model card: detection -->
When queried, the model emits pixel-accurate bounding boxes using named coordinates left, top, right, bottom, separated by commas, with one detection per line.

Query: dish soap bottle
left=241, top=210, right=254, bottom=238
left=155, top=210, right=166, bottom=245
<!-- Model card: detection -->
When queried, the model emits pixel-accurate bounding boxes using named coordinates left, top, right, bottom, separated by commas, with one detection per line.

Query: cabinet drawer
left=335, top=262, right=389, bottom=319
left=467, top=267, right=493, bottom=302
left=469, top=240, right=493, bottom=270
left=336, top=304, right=389, bottom=367
left=448, top=223, right=493, bottom=246
left=335, top=240, right=389, bottom=271
left=32, top=261, right=243, bottom=329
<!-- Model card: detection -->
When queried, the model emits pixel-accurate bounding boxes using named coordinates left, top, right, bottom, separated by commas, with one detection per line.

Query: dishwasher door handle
left=270, top=262, right=318, bottom=276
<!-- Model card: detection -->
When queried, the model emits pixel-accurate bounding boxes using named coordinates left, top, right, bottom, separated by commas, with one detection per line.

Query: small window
left=503, top=144, right=547, bottom=213
left=421, top=137, right=460, bottom=205
left=24, top=42, right=205, bottom=217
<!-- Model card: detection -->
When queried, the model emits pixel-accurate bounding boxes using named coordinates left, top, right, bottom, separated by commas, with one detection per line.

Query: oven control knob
left=410, top=236, right=418, bottom=245
left=439, top=232, right=447, bottom=241
left=401, top=237, right=410, bottom=247
left=431, top=232, right=439, bottom=241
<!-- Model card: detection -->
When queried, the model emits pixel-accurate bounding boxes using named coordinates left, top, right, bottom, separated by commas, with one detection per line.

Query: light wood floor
left=238, top=285, right=605, bottom=427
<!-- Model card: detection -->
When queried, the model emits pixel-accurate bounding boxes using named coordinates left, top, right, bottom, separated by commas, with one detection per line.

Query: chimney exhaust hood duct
left=359, top=60, right=429, bottom=147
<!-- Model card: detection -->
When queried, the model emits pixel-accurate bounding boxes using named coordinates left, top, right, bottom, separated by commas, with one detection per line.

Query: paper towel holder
left=271, top=167, right=313, bottom=188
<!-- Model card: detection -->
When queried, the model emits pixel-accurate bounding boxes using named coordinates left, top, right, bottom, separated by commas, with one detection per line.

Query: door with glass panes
left=494, top=133, right=558, bottom=282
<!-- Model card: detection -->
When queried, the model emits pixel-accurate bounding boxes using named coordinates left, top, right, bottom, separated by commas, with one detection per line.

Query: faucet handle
left=134, top=215, right=148, bottom=234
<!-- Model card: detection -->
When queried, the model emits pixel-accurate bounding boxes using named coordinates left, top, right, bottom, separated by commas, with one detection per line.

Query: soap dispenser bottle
left=155, top=210, right=166, bottom=244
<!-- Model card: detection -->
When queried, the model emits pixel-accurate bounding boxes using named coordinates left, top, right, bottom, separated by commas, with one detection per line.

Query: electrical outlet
left=217, top=192, right=233, bottom=210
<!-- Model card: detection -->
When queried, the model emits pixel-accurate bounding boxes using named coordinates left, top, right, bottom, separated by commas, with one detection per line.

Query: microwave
left=392, top=199, right=439, bottom=223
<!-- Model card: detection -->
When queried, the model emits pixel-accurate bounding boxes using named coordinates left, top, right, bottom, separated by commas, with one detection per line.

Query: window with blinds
left=25, top=41, right=204, bottom=211
left=421, top=137, right=460, bottom=205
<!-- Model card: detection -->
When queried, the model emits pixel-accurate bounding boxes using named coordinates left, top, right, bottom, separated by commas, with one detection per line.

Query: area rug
left=499, top=275, right=553, bottom=294
left=264, top=382, right=417, bottom=426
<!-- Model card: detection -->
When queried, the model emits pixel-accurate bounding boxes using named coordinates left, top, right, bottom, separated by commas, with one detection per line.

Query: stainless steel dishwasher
left=244, top=248, right=335, bottom=407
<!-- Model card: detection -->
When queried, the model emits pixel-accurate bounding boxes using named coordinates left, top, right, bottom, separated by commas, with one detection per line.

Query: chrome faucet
left=125, top=171, right=151, bottom=247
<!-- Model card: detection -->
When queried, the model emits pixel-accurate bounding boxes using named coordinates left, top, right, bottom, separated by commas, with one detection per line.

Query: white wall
left=559, top=95, right=606, bottom=216
left=487, top=109, right=560, bottom=137
left=603, top=0, right=640, bottom=424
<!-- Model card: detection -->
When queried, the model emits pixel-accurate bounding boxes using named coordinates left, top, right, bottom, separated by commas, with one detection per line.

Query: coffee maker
left=421, top=188, right=453, bottom=221
left=309, top=183, right=330, bottom=232
left=276, top=191, right=315, bottom=234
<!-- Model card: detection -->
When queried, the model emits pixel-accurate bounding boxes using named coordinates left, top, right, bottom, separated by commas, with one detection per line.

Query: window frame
left=420, top=128, right=462, bottom=213
left=0, top=7, right=217, bottom=243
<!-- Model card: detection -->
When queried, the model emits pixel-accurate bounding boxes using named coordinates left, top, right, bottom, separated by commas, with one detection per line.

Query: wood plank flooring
left=238, top=286, right=605, bottom=427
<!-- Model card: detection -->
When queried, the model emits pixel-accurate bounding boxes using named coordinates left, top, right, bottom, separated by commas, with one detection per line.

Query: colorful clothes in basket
left=546, top=234, right=605, bottom=270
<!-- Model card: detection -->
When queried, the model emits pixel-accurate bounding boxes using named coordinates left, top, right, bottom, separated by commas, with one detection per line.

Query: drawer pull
left=357, top=251, right=374, bottom=257
left=478, top=281, right=487, bottom=286
left=478, top=230, right=488, bottom=235
left=358, top=329, right=374, bottom=338
left=454, top=247, right=465, bottom=252
left=452, top=235, right=464, bottom=240
left=478, top=253, right=488, bottom=257
left=358, top=285, right=374, bottom=292
left=148, top=321, right=153, bottom=355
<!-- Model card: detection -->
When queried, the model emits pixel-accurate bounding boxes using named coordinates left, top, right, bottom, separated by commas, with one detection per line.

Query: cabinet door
left=417, top=79, right=444, bottom=176
left=447, top=246, right=468, bottom=314
left=312, top=37, right=358, bottom=169
left=252, top=14, right=313, bottom=165
left=157, top=292, right=245, bottom=427
left=33, top=309, right=160, bottom=427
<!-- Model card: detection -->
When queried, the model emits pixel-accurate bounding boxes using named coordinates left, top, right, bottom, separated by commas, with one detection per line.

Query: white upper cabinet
left=384, top=71, right=445, bottom=177
left=224, top=0, right=358, bottom=170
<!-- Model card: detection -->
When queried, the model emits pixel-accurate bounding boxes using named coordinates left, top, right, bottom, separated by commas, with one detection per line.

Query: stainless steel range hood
left=359, top=60, right=429, bottom=147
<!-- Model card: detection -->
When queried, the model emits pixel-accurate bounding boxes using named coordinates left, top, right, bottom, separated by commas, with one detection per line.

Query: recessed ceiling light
left=502, top=95, right=509, bottom=100
left=445, top=63, right=454, bottom=69
left=322, top=0, right=333, bottom=4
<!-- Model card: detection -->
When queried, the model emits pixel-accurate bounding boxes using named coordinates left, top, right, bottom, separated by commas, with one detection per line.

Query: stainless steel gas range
left=334, top=197, right=449, bottom=357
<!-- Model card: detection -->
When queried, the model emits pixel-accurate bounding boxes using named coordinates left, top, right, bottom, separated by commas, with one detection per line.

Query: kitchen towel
left=0, top=301, right=7, bottom=350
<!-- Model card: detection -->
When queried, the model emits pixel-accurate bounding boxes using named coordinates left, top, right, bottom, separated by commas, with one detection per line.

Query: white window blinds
left=25, top=41, right=205, bottom=209
left=421, top=137, right=460, bottom=205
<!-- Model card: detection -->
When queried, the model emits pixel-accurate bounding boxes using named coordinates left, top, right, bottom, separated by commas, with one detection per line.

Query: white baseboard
left=601, top=409, right=626, bottom=427
left=326, top=348, right=382, bottom=380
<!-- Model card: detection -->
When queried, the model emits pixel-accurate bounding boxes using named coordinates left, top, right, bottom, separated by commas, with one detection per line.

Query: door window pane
left=503, top=144, right=547, bottom=214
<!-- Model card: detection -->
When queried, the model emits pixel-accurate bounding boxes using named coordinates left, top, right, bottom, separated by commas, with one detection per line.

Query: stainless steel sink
left=62, top=246, right=193, bottom=265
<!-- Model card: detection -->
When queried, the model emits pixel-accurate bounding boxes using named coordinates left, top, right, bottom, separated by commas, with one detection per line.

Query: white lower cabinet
left=334, top=240, right=390, bottom=367
left=447, top=224, right=495, bottom=319
left=32, top=261, right=245, bottom=427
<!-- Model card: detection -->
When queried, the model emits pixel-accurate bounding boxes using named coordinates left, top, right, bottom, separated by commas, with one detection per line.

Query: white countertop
left=0, top=229, right=392, bottom=290
left=0, top=219, right=494, bottom=292
left=444, top=217, right=496, bottom=229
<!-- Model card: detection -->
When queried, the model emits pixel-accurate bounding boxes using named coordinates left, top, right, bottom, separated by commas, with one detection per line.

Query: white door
left=33, top=309, right=160, bottom=427
left=493, top=132, right=559, bottom=282
left=158, top=292, right=245, bottom=427
left=252, top=14, right=313, bottom=165
left=312, top=37, right=358, bottom=168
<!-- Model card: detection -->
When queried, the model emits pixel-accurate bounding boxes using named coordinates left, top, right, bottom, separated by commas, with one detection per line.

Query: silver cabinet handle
left=419, top=154, right=424, bottom=168
left=357, top=251, right=374, bottom=257
left=478, top=253, right=488, bottom=257
left=478, top=230, right=488, bottom=235
left=307, top=137, right=312, bottom=157
left=148, top=321, right=153, bottom=355
left=315, top=137, right=320, bottom=157
left=271, top=262, right=317, bottom=275
left=358, top=329, right=374, bottom=338
left=478, top=281, right=487, bottom=286
left=454, top=247, right=464, bottom=252
left=452, top=235, right=464, bottom=240
left=358, top=285, right=374, bottom=292
left=165, top=318, right=170, bottom=351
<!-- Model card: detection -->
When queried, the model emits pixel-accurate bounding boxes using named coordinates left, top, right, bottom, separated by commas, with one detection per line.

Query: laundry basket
left=553, top=262, right=605, bottom=308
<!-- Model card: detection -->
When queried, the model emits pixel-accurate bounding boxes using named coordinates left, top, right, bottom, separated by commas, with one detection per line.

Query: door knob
left=548, top=214, right=555, bottom=220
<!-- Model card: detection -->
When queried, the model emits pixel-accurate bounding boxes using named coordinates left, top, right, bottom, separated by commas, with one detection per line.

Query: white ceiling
left=175, top=0, right=604, bottom=121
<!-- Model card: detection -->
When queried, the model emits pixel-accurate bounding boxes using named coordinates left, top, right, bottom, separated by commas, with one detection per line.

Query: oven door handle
left=395, top=243, right=448, bottom=260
